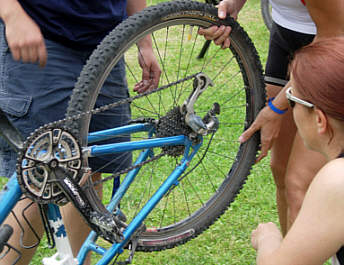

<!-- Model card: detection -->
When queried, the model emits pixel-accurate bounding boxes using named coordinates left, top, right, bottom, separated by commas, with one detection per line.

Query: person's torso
left=270, top=0, right=316, bottom=34
left=18, top=0, right=127, bottom=50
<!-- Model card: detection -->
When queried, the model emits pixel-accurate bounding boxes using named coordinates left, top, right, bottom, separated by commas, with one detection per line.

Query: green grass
left=125, top=2, right=274, bottom=264
left=25, top=1, right=327, bottom=265
left=28, top=1, right=275, bottom=264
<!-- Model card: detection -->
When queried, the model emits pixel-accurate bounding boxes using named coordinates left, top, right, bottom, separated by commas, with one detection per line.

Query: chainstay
left=43, top=73, right=201, bottom=130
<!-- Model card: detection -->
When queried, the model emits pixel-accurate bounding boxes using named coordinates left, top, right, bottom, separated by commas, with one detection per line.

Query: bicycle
left=0, top=1, right=265, bottom=264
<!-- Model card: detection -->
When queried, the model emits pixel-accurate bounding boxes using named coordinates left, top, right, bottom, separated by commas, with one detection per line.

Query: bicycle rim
left=66, top=0, right=265, bottom=252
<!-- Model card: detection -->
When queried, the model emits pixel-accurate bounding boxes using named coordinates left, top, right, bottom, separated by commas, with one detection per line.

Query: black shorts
left=265, top=21, right=315, bottom=87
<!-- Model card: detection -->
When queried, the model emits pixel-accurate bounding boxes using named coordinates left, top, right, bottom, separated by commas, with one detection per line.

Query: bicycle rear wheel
left=66, top=0, right=265, bottom=251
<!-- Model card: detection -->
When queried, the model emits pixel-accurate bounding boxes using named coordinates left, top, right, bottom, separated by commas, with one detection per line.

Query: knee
left=284, top=172, right=309, bottom=208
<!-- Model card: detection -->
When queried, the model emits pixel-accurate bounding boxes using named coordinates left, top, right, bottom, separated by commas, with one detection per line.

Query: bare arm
left=126, top=0, right=161, bottom=93
left=305, top=0, right=344, bottom=40
left=126, top=0, right=147, bottom=16
left=0, top=0, right=47, bottom=66
left=239, top=84, right=289, bottom=162
left=217, top=0, right=247, bottom=20
left=252, top=160, right=344, bottom=265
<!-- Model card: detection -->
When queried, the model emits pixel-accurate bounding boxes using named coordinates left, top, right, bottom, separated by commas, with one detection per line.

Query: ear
left=315, top=108, right=328, bottom=135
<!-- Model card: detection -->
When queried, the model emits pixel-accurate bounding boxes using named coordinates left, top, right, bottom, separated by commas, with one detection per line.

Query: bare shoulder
left=288, top=158, right=344, bottom=262
left=311, top=158, right=344, bottom=198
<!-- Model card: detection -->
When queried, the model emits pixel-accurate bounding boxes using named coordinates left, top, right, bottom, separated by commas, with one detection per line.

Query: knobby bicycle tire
left=66, top=0, right=265, bottom=252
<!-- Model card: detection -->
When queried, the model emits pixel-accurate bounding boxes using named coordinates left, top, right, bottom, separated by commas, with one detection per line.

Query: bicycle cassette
left=17, top=126, right=83, bottom=205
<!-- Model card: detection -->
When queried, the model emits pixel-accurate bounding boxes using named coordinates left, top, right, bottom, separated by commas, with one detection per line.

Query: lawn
left=9, top=1, right=304, bottom=265
left=29, top=0, right=278, bottom=264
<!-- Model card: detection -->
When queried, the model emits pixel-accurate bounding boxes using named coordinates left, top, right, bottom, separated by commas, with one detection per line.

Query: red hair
left=290, top=37, right=344, bottom=121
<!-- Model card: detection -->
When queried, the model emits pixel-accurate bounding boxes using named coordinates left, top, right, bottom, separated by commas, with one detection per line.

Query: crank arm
left=52, top=167, right=124, bottom=243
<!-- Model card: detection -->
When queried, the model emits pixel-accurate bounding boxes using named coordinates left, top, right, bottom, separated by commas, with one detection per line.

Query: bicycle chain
left=48, top=73, right=199, bottom=130
left=17, top=73, right=200, bottom=193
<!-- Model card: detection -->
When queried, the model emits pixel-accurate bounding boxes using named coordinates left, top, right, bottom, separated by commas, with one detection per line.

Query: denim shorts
left=0, top=21, right=131, bottom=178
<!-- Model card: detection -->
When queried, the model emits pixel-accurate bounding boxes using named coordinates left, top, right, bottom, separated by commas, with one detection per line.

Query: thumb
left=217, top=1, right=228, bottom=19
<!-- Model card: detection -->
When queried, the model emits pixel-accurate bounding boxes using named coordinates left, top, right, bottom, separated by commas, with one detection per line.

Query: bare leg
left=0, top=198, right=44, bottom=265
left=60, top=203, right=91, bottom=265
left=266, top=84, right=296, bottom=235
left=61, top=172, right=103, bottom=265
left=269, top=112, right=296, bottom=235
left=285, top=132, right=326, bottom=229
left=0, top=173, right=102, bottom=265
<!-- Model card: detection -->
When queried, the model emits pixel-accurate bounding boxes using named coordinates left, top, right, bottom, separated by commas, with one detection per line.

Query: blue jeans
left=0, top=21, right=131, bottom=185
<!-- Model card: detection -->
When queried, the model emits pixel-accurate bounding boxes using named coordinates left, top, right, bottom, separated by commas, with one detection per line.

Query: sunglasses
left=285, top=87, right=314, bottom=108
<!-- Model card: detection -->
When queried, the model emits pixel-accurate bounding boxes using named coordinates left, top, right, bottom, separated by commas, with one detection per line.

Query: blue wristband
left=268, top=97, right=287, bottom=115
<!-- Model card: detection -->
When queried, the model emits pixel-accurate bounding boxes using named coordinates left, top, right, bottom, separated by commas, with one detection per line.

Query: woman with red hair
left=252, top=37, right=344, bottom=265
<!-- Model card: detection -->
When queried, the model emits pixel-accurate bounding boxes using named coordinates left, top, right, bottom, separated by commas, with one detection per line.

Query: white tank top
left=270, top=0, right=317, bottom=34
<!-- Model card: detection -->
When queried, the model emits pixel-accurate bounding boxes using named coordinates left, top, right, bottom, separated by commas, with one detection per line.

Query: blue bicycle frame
left=0, top=121, right=202, bottom=265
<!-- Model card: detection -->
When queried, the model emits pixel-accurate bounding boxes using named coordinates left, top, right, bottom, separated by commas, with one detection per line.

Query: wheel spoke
left=64, top=0, right=264, bottom=251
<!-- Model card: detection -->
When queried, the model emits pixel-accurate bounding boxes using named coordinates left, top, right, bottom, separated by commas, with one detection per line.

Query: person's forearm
left=305, top=0, right=344, bottom=39
left=0, top=0, right=24, bottom=22
left=126, top=0, right=146, bottom=17
left=126, top=0, right=151, bottom=49
left=270, top=82, right=290, bottom=111
left=235, top=0, right=247, bottom=12
left=0, top=0, right=47, bottom=66
left=217, top=0, right=247, bottom=19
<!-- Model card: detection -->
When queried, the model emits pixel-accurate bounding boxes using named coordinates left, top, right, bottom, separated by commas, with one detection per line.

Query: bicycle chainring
left=16, top=126, right=83, bottom=205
